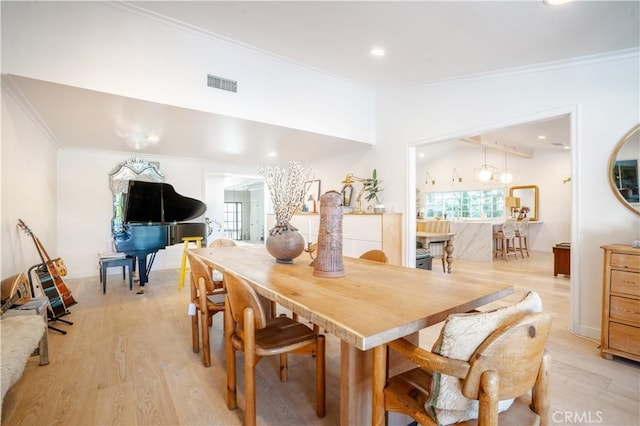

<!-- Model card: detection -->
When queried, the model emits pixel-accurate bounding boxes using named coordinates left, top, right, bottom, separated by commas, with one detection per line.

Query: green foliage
left=364, top=169, right=383, bottom=203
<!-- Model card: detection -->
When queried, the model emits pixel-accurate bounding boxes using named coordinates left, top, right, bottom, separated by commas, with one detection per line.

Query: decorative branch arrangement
left=258, top=161, right=314, bottom=234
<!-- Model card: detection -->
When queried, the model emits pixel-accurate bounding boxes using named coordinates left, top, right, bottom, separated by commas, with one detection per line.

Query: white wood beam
left=462, top=136, right=534, bottom=158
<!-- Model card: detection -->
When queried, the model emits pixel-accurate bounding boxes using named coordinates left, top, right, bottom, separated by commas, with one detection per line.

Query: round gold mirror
left=608, top=125, right=639, bottom=216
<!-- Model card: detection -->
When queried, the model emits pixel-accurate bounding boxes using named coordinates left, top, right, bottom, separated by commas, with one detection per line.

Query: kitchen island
left=448, top=219, right=542, bottom=262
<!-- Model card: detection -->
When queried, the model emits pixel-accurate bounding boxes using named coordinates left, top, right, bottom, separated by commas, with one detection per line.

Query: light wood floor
left=2, top=251, right=638, bottom=425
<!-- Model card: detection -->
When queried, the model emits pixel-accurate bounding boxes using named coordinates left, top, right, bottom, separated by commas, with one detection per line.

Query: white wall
left=416, top=142, right=572, bottom=252
left=375, top=52, right=640, bottom=339
left=1, top=1, right=375, bottom=144
left=1, top=82, right=58, bottom=279
left=204, top=173, right=227, bottom=242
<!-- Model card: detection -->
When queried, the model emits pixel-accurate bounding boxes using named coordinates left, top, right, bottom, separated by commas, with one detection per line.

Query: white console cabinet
left=266, top=213, right=402, bottom=265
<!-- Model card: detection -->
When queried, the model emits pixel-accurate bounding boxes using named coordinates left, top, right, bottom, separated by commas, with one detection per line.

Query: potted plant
left=364, top=169, right=385, bottom=213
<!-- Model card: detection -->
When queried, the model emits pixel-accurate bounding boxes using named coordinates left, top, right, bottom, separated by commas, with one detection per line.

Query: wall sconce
left=341, top=173, right=367, bottom=213
left=425, top=172, right=435, bottom=186
left=452, top=168, right=462, bottom=184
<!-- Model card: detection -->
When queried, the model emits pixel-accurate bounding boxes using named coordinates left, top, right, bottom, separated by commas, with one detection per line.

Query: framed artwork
left=302, top=180, right=321, bottom=213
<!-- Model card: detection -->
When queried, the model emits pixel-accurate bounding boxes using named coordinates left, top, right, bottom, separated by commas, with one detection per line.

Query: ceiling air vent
left=207, top=74, right=237, bottom=93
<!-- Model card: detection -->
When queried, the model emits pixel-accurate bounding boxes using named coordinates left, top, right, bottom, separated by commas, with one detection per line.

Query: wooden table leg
left=339, top=335, right=418, bottom=425
left=445, top=240, right=454, bottom=273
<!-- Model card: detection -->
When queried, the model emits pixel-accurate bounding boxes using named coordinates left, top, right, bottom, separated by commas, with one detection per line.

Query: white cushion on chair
left=425, top=291, right=543, bottom=425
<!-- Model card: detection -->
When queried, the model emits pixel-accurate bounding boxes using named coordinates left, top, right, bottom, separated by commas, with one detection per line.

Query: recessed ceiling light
left=370, top=47, right=386, bottom=57
left=146, top=134, right=160, bottom=143
left=267, top=152, right=277, bottom=157
left=543, top=0, right=574, bottom=6
left=537, top=135, right=547, bottom=140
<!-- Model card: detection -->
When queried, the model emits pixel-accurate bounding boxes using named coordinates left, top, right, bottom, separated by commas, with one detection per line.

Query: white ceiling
left=4, top=1, right=639, bottom=180
left=130, top=1, right=640, bottom=89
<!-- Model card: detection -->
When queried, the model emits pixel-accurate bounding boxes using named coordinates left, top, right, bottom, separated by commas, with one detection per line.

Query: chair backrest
left=209, top=238, right=237, bottom=248
left=224, top=270, right=268, bottom=329
left=518, top=217, right=530, bottom=235
left=426, top=291, right=543, bottom=425
left=417, top=220, right=450, bottom=233
left=501, top=219, right=517, bottom=238
left=462, top=311, right=552, bottom=401
left=187, top=252, right=215, bottom=294
left=359, top=249, right=388, bottom=263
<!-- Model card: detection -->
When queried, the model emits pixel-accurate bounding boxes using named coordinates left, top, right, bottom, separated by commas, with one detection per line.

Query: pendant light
left=475, top=148, right=496, bottom=183
left=499, top=152, right=514, bottom=184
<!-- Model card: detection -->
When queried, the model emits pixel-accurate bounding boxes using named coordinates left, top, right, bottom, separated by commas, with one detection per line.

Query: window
left=224, top=202, right=242, bottom=240
left=425, top=189, right=505, bottom=219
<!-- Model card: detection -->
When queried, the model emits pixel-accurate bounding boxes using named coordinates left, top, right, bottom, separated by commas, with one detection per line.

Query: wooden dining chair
left=208, top=238, right=237, bottom=248
left=493, top=219, right=518, bottom=261
left=207, top=238, right=236, bottom=289
left=372, top=291, right=552, bottom=426
left=187, top=251, right=226, bottom=367
left=359, top=249, right=388, bottom=263
left=223, top=269, right=326, bottom=426
left=516, top=218, right=530, bottom=258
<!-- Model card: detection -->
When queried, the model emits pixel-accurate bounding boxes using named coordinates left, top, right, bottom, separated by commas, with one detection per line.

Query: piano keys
left=113, top=180, right=207, bottom=286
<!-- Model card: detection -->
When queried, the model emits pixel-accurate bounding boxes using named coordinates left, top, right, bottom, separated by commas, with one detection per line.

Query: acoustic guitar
left=17, top=219, right=77, bottom=316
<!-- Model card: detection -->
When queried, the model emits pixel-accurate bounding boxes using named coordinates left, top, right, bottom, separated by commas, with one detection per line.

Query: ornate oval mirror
left=509, top=185, right=539, bottom=221
left=609, top=125, right=639, bottom=216
left=109, top=157, right=164, bottom=235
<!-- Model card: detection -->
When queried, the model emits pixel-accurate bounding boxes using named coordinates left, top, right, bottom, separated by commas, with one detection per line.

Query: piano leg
left=136, top=251, right=159, bottom=287
left=136, top=257, right=149, bottom=286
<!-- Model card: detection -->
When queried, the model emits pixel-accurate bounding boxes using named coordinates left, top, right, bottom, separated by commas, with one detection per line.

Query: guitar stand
left=48, top=312, right=73, bottom=335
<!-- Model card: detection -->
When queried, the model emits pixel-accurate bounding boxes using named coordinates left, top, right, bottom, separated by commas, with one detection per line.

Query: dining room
left=2, top=246, right=637, bottom=425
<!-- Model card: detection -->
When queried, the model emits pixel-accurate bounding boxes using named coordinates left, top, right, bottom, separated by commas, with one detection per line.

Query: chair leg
left=279, top=353, right=288, bottom=382
left=316, top=335, right=326, bottom=418
left=244, top=307, right=257, bottom=426
left=502, top=238, right=508, bottom=260
left=192, top=308, right=199, bottom=353
left=200, top=311, right=211, bottom=367
left=523, top=236, right=530, bottom=257
left=532, top=351, right=551, bottom=426
left=224, top=300, right=238, bottom=410
left=478, top=370, right=499, bottom=426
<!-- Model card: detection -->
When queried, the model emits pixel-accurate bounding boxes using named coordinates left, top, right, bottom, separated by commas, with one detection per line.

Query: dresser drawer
left=610, top=296, right=640, bottom=325
left=611, top=252, right=640, bottom=270
left=610, top=270, right=640, bottom=297
left=609, top=321, right=640, bottom=355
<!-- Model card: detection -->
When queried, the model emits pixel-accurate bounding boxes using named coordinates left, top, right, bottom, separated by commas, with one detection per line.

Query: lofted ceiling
left=4, top=1, right=639, bottom=180
left=129, top=1, right=639, bottom=89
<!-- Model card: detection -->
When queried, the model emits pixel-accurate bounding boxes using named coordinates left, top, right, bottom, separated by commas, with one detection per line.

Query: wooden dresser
left=600, top=244, right=640, bottom=361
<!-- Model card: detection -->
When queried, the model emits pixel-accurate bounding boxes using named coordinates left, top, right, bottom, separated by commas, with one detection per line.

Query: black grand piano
left=113, top=180, right=207, bottom=286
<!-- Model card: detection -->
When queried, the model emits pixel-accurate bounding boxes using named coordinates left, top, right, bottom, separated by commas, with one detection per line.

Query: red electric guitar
left=17, top=219, right=77, bottom=317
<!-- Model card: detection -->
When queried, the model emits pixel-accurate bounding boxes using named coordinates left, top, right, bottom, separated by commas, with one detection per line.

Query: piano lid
left=122, top=180, right=206, bottom=223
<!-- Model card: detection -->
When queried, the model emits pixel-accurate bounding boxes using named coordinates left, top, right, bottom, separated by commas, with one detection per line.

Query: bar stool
left=178, top=236, right=203, bottom=290
left=493, top=219, right=518, bottom=261
left=99, top=255, right=135, bottom=294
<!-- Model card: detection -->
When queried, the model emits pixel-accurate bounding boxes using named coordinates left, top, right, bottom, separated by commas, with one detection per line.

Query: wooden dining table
left=190, top=245, right=514, bottom=425
left=416, top=231, right=456, bottom=273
